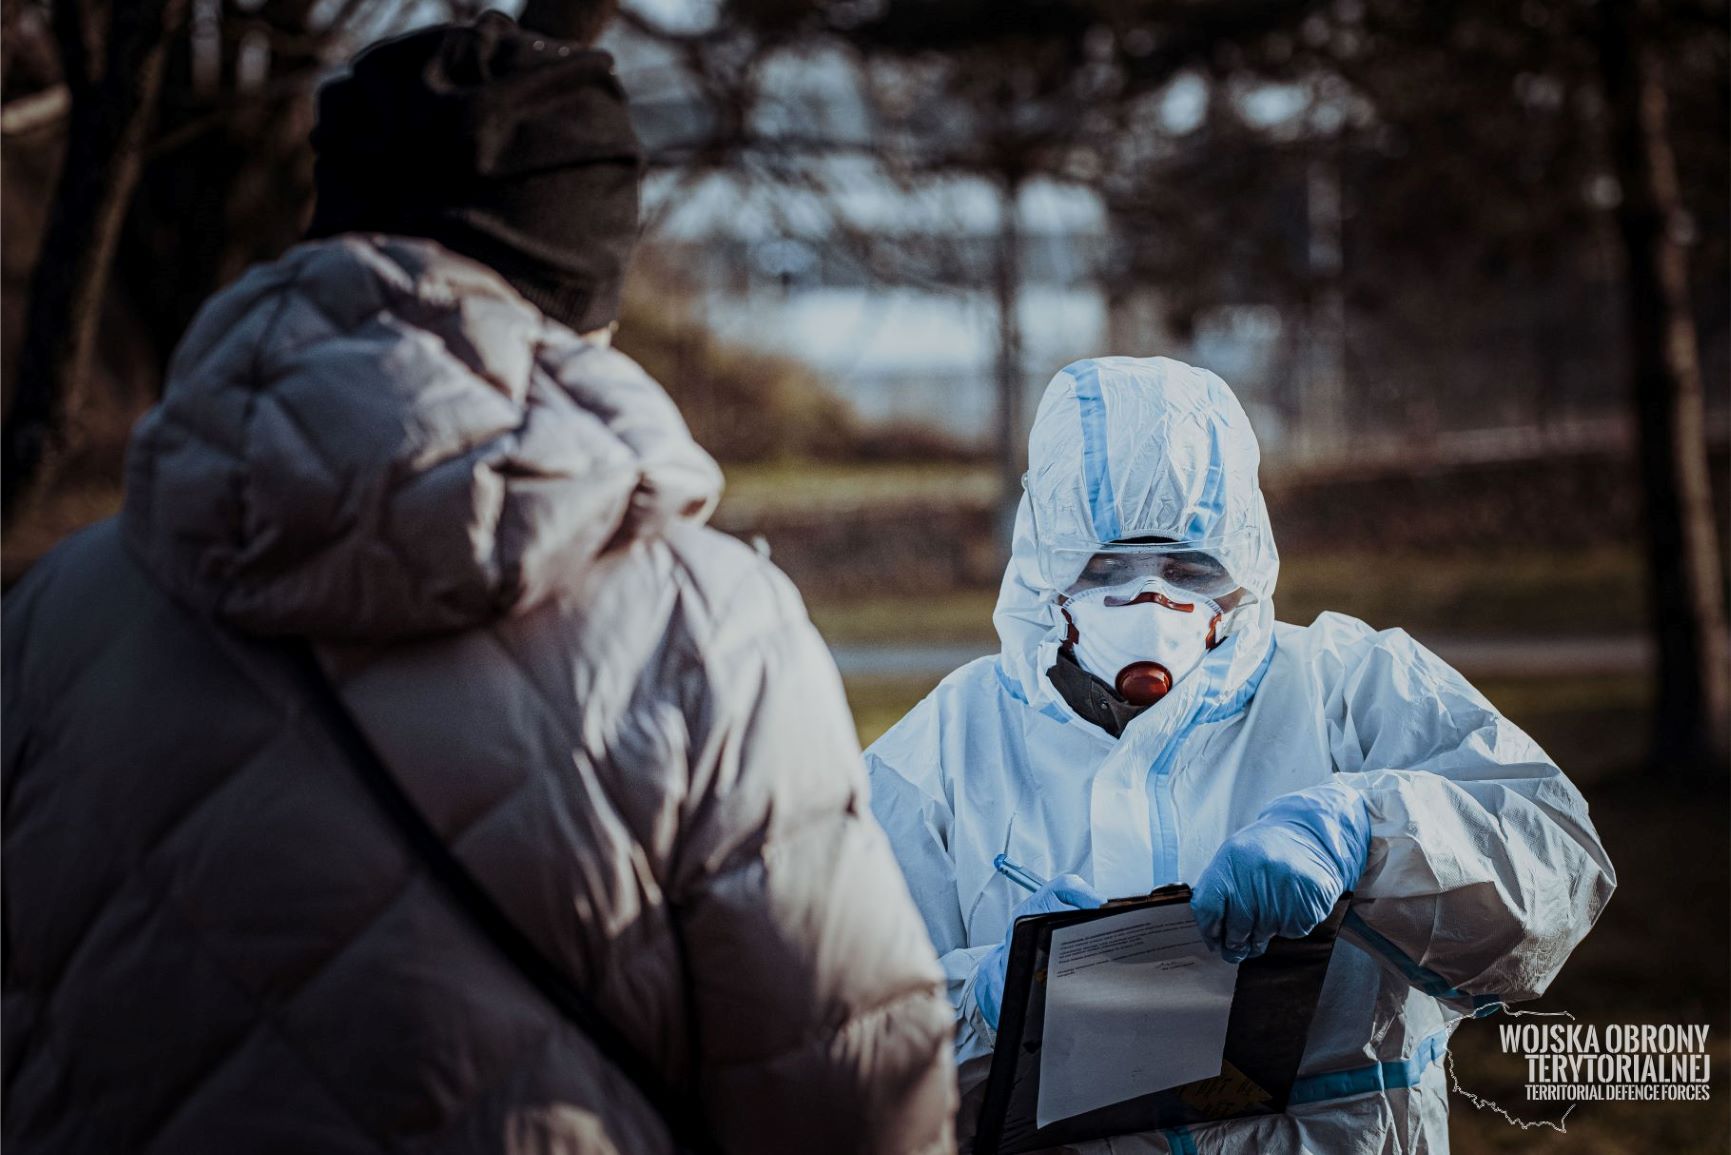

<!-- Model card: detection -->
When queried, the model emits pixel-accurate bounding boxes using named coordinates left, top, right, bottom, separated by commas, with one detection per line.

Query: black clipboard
left=974, top=886, right=1349, bottom=1155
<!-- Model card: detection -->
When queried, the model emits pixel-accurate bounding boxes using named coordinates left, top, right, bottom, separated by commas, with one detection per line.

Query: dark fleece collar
left=1047, top=648, right=1151, bottom=738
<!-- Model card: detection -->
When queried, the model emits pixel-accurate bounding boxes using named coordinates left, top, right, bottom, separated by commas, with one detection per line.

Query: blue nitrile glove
left=973, top=874, right=1105, bottom=1029
left=1191, top=780, right=1371, bottom=964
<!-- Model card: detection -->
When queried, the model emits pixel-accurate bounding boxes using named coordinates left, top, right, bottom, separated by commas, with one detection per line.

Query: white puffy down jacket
left=2, top=236, right=956, bottom=1155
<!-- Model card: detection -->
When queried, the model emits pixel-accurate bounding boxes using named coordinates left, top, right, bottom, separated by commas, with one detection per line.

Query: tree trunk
left=1595, top=0, right=1730, bottom=773
left=2, top=0, right=188, bottom=521
left=994, top=174, right=1025, bottom=557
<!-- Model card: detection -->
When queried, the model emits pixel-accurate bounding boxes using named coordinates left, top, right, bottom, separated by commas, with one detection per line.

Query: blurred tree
left=628, top=0, right=1727, bottom=767
left=4, top=2, right=514, bottom=527
left=0, top=0, right=893, bottom=579
left=616, top=255, right=860, bottom=462
left=1115, top=0, right=1729, bottom=770
left=1116, top=0, right=1729, bottom=770
left=3, top=0, right=1724, bottom=766
left=850, top=3, right=1326, bottom=536
left=651, top=0, right=1326, bottom=538
left=1594, top=0, right=1727, bottom=770
left=116, top=0, right=408, bottom=405
left=1275, top=0, right=1729, bottom=769
left=3, top=0, right=191, bottom=520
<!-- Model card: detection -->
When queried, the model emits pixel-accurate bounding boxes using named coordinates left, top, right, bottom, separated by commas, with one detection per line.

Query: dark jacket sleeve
left=669, top=560, right=957, bottom=1155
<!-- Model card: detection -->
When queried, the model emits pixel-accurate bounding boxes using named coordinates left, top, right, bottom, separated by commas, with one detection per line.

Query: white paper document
left=1035, top=902, right=1238, bottom=1128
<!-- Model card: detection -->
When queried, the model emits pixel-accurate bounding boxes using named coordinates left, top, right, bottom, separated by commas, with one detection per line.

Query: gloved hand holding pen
left=971, top=874, right=1105, bottom=1029
left=1191, top=779, right=1371, bottom=964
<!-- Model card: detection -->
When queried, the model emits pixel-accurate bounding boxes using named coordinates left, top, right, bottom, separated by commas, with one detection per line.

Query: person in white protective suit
left=865, top=356, right=1617, bottom=1154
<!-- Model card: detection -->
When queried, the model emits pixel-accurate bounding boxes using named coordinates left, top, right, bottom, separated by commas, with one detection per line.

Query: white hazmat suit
left=866, top=356, right=1616, bottom=1153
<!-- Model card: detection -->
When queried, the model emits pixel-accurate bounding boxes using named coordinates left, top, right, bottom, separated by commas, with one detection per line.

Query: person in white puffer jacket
left=866, top=355, right=1615, bottom=1154
left=2, top=15, right=955, bottom=1155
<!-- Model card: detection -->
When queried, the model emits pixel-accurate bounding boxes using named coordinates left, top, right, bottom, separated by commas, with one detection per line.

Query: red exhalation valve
left=1116, top=661, right=1175, bottom=705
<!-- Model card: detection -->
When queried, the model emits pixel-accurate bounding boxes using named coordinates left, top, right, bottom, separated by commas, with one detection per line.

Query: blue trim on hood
left=1072, top=363, right=1122, bottom=542
left=1187, top=415, right=1229, bottom=540
left=995, top=657, right=1070, bottom=724
left=1197, top=632, right=1276, bottom=724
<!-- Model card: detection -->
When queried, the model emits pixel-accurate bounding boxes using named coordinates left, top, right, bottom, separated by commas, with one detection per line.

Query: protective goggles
left=1027, top=485, right=1256, bottom=601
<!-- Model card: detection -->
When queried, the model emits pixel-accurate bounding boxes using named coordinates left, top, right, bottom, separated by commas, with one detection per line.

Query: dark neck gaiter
left=1047, top=648, right=1153, bottom=739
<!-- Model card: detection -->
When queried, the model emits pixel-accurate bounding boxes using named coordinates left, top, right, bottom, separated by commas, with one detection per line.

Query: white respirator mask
left=1060, top=579, right=1224, bottom=706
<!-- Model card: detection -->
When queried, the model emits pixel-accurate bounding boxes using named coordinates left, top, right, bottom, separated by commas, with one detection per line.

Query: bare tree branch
left=0, top=83, right=70, bottom=135
left=4, top=0, right=193, bottom=518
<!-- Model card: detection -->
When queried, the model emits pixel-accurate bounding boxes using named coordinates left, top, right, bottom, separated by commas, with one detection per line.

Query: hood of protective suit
left=994, top=356, right=1279, bottom=723
left=123, top=234, right=723, bottom=641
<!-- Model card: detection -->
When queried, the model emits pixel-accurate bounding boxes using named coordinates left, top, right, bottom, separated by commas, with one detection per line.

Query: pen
left=993, top=853, right=1048, bottom=894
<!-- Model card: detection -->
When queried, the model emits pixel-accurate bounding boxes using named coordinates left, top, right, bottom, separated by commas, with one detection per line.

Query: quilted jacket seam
left=462, top=624, right=700, bottom=1103
left=224, top=272, right=303, bottom=621
left=666, top=542, right=802, bottom=667
left=218, top=249, right=460, bottom=626
left=475, top=626, right=651, bottom=895
left=233, top=387, right=368, bottom=584
left=186, top=638, right=481, bottom=1017
left=130, top=859, right=398, bottom=1155
left=407, top=1023, right=579, bottom=1149
left=167, top=624, right=562, bottom=1146
left=666, top=544, right=856, bottom=851
left=704, top=974, right=947, bottom=1076
left=413, top=1020, right=675, bottom=1154
left=660, top=539, right=802, bottom=850
left=697, top=788, right=862, bottom=892
left=221, top=382, right=490, bottom=629
left=32, top=727, right=283, bottom=1025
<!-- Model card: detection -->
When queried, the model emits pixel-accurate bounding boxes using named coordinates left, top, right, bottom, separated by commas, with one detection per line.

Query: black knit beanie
left=308, top=12, right=641, bottom=333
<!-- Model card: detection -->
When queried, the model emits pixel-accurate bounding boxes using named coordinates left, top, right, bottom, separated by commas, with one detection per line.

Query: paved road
left=830, top=634, right=1651, bottom=680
